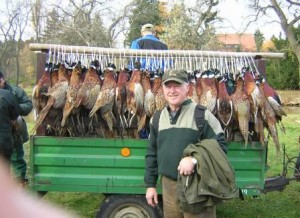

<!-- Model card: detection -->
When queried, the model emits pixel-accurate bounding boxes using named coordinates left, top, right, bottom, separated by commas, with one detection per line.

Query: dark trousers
left=162, top=176, right=216, bottom=218
left=0, top=132, right=13, bottom=164
left=11, top=142, right=27, bottom=181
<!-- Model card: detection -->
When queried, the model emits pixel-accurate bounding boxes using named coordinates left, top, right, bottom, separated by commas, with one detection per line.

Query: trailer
left=28, top=43, right=299, bottom=217
left=30, top=136, right=265, bottom=217
left=30, top=135, right=300, bottom=217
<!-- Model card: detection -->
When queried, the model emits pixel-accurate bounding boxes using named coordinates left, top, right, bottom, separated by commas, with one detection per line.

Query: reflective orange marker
left=121, top=147, right=131, bottom=157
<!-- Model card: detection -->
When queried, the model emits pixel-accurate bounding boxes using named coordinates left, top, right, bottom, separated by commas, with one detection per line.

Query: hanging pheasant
left=50, top=64, right=59, bottom=87
left=216, top=74, right=233, bottom=135
left=33, top=63, right=69, bottom=132
left=115, top=68, right=129, bottom=136
left=194, top=70, right=202, bottom=104
left=198, top=70, right=218, bottom=114
left=141, top=70, right=156, bottom=118
left=243, top=68, right=262, bottom=132
left=152, top=74, right=167, bottom=111
left=61, top=62, right=83, bottom=127
left=32, top=62, right=52, bottom=117
left=258, top=76, right=287, bottom=129
left=74, top=60, right=102, bottom=110
left=231, top=74, right=251, bottom=146
left=187, top=71, right=199, bottom=104
left=126, top=67, right=145, bottom=132
left=256, top=77, right=282, bottom=153
left=73, top=60, right=102, bottom=134
left=89, top=66, right=117, bottom=135
left=261, top=97, right=281, bottom=154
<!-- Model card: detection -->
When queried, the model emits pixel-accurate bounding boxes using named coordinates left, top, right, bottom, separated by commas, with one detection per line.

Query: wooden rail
left=29, top=43, right=285, bottom=59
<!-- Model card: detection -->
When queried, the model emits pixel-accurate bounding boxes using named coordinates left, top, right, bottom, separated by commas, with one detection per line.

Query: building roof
left=216, top=33, right=257, bottom=52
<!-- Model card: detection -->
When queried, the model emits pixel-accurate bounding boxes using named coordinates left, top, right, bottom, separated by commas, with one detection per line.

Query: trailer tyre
left=96, top=195, right=163, bottom=218
left=37, top=191, right=48, bottom=197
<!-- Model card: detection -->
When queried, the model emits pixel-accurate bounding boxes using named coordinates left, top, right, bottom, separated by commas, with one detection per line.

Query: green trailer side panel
left=227, top=141, right=266, bottom=196
left=30, top=137, right=266, bottom=196
left=30, top=136, right=152, bottom=194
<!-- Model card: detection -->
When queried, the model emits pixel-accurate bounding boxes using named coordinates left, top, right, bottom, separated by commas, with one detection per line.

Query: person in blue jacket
left=130, top=23, right=168, bottom=72
left=130, top=24, right=169, bottom=139
left=131, top=23, right=168, bottom=50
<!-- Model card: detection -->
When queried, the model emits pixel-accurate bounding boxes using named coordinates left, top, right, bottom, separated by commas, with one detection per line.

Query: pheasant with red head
left=126, top=66, right=145, bottom=134
left=216, top=74, right=233, bottom=138
left=33, top=63, right=69, bottom=133
left=258, top=76, right=287, bottom=122
left=231, top=73, right=251, bottom=146
left=32, top=62, right=52, bottom=117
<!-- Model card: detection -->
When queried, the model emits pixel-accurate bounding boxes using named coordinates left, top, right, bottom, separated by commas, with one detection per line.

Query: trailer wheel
left=37, top=191, right=47, bottom=197
left=96, top=195, right=163, bottom=218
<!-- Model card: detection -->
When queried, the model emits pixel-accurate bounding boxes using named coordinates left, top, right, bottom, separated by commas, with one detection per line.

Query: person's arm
left=144, top=122, right=159, bottom=187
left=144, top=121, right=159, bottom=207
left=15, top=87, right=33, bottom=116
left=8, top=92, right=21, bottom=121
left=130, top=39, right=140, bottom=49
left=202, top=110, right=227, bottom=153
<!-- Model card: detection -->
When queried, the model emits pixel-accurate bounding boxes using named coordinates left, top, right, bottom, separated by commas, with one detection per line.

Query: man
left=0, top=89, right=20, bottom=163
left=131, top=23, right=168, bottom=50
left=0, top=71, right=33, bottom=186
left=131, top=23, right=169, bottom=138
left=144, top=69, right=227, bottom=218
left=130, top=23, right=168, bottom=71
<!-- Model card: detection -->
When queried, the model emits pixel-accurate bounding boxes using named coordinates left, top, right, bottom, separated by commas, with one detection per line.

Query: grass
left=24, top=113, right=300, bottom=218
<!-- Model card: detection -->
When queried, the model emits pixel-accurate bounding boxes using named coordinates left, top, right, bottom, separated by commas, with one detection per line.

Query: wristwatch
left=191, top=157, right=197, bottom=165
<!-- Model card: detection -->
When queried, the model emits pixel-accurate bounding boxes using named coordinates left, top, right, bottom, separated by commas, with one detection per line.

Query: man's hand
left=177, top=156, right=196, bottom=176
left=145, top=187, right=158, bottom=207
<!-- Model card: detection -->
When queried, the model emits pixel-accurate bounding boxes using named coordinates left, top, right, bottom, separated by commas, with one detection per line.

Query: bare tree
left=247, top=0, right=300, bottom=86
left=31, top=0, right=45, bottom=43
left=106, top=0, right=138, bottom=47
left=0, top=1, right=19, bottom=70
left=15, top=1, right=31, bottom=84
left=163, top=0, right=221, bottom=49
left=0, top=0, right=31, bottom=85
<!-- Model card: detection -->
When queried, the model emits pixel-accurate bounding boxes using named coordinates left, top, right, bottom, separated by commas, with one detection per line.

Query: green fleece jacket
left=144, top=99, right=227, bottom=188
left=3, top=82, right=33, bottom=143
left=177, top=139, right=239, bottom=213
left=0, top=89, right=20, bottom=156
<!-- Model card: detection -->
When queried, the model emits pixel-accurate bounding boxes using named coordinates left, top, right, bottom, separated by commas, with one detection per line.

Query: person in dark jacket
left=144, top=69, right=227, bottom=218
left=0, top=89, right=20, bottom=163
left=0, top=71, right=33, bottom=186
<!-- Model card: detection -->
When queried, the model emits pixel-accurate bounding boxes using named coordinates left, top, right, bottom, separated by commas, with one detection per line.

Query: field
left=23, top=90, right=300, bottom=218
left=277, top=90, right=300, bottom=106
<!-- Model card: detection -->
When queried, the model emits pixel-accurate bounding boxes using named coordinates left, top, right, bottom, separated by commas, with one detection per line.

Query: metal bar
left=29, top=43, right=285, bottom=59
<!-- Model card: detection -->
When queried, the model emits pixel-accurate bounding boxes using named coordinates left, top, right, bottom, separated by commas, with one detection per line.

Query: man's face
left=0, top=77, right=5, bottom=89
left=163, top=81, right=189, bottom=110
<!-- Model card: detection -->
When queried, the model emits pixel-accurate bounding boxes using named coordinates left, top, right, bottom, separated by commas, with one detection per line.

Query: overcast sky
left=0, top=0, right=283, bottom=44
left=216, top=0, right=282, bottom=39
